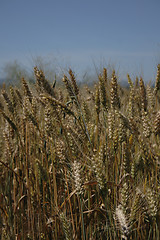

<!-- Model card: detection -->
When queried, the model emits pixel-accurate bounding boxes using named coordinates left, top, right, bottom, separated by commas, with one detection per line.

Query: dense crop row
left=0, top=66, right=160, bottom=239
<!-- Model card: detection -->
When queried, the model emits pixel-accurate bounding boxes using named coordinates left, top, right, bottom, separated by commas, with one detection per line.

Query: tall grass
left=0, top=65, right=160, bottom=239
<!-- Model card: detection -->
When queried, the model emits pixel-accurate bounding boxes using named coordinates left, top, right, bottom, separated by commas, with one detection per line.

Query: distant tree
left=3, top=60, right=31, bottom=85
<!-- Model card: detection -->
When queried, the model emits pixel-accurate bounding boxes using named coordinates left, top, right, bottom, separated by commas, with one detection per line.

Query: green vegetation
left=0, top=65, right=160, bottom=239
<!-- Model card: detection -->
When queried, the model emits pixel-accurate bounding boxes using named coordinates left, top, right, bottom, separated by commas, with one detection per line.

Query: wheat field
left=0, top=66, right=160, bottom=239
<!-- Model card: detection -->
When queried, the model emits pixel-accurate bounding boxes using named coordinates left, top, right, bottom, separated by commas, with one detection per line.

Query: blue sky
left=0, top=0, right=160, bottom=82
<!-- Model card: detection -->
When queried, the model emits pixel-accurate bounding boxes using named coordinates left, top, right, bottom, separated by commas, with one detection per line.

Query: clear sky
left=0, top=0, right=160, bottom=82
